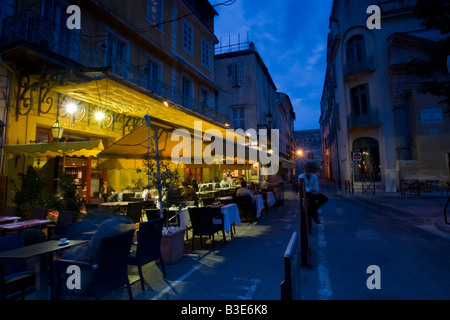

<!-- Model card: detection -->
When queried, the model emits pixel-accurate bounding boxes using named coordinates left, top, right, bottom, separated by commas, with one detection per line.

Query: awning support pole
left=144, top=114, right=163, bottom=218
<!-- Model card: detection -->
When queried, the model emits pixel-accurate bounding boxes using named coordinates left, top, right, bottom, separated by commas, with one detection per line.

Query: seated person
left=181, top=182, right=198, bottom=201
left=236, top=180, right=253, bottom=197
left=142, top=188, right=151, bottom=201
left=63, top=215, right=135, bottom=263
left=220, top=178, right=229, bottom=188
left=99, top=181, right=117, bottom=202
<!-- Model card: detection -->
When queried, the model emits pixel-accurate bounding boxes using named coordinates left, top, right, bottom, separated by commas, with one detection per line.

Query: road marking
left=220, top=278, right=262, bottom=300
left=317, top=224, right=333, bottom=299
left=151, top=263, right=203, bottom=300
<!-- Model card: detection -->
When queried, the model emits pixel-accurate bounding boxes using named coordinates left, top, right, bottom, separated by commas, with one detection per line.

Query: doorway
left=352, top=137, right=381, bottom=182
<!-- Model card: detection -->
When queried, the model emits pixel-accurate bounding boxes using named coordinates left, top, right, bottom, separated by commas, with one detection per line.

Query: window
left=231, top=62, right=243, bottom=87
left=350, top=83, right=370, bottom=116
left=201, top=38, right=210, bottom=69
left=146, top=55, right=162, bottom=93
left=147, top=0, right=163, bottom=30
left=201, top=88, right=209, bottom=108
left=231, top=107, right=245, bottom=129
left=36, top=128, right=51, bottom=143
left=185, top=168, right=202, bottom=183
left=346, top=35, right=366, bottom=65
left=182, top=76, right=192, bottom=108
left=182, top=19, right=193, bottom=55
left=0, top=0, right=14, bottom=36
left=105, top=29, right=129, bottom=78
left=41, top=0, right=80, bottom=61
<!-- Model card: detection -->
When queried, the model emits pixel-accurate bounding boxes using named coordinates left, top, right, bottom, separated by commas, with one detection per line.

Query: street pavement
left=123, top=184, right=450, bottom=301
left=24, top=184, right=450, bottom=301
left=301, top=184, right=450, bottom=300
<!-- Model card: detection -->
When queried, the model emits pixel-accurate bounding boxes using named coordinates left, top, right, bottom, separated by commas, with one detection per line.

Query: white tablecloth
left=220, top=204, right=241, bottom=235
left=252, top=194, right=264, bottom=218
left=168, top=207, right=190, bottom=229
left=266, top=192, right=276, bottom=207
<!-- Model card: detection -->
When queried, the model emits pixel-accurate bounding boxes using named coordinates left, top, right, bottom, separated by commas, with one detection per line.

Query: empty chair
left=57, top=210, right=77, bottom=225
left=219, top=197, right=236, bottom=205
left=54, top=228, right=135, bottom=300
left=122, top=193, right=135, bottom=201
left=48, top=210, right=78, bottom=240
left=235, top=195, right=257, bottom=222
left=129, top=218, right=166, bottom=292
left=164, top=210, right=181, bottom=227
left=201, top=197, right=215, bottom=206
left=0, top=233, right=35, bottom=300
left=188, top=207, right=226, bottom=252
left=145, top=208, right=163, bottom=221
left=126, top=202, right=143, bottom=224
left=31, top=208, right=48, bottom=220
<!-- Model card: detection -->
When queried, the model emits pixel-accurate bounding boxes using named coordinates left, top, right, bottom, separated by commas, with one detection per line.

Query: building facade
left=0, top=0, right=230, bottom=206
left=320, top=0, right=450, bottom=192
left=294, top=129, right=322, bottom=178
left=215, top=41, right=296, bottom=182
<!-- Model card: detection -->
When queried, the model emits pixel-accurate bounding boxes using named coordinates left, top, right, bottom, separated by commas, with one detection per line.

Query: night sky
left=212, top=0, right=334, bottom=131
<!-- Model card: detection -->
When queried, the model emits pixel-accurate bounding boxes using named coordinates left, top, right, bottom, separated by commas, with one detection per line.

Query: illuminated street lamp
left=51, top=120, right=64, bottom=142
left=296, top=149, right=303, bottom=157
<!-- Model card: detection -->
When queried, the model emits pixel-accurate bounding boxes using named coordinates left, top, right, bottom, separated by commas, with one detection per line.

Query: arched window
left=352, top=137, right=381, bottom=182
left=346, top=35, right=366, bottom=66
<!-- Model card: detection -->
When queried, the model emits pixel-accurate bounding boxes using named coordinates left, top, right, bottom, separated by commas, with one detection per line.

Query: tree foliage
left=407, top=0, right=450, bottom=106
left=13, top=165, right=47, bottom=219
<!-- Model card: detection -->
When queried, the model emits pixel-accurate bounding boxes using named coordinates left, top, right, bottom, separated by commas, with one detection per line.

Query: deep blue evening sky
left=211, top=0, right=334, bottom=131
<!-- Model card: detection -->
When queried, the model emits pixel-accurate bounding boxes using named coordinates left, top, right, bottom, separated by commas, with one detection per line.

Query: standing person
left=99, top=181, right=117, bottom=202
left=299, top=163, right=328, bottom=224
left=191, top=178, right=199, bottom=191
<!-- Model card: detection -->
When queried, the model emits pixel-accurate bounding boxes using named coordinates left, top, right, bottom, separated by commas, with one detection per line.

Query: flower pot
left=160, top=228, right=186, bottom=264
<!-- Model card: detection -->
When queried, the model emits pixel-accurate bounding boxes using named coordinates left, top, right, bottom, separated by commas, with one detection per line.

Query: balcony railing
left=0, top=10, right=228, bottom=124
left=347, top=110, right=379, bottom=129
left=343, top=56, right=374, bottom=79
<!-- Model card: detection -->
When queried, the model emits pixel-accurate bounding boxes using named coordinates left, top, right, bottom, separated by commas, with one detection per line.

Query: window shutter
left=236, top=63, right=243, bottom=87
left=231, top=64, right=236, bottom=87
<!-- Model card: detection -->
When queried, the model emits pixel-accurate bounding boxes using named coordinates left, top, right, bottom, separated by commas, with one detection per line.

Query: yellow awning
left=97, top=117, right=257, bottom=167
left=53, top=78, right=235, bottom=136
left=3, top=140, right=104, bottom=158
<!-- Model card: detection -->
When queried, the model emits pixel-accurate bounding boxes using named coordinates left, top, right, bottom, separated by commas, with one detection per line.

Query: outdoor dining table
left=100, top=201, right=133, bottom=208
left=252, top=194, right=264, bottom=219
left=266, top=191, right=276, bottom=208
left=0, top=239, right=88, bottom=300
left=219, top=203, right=241, bottom=236
left=0, top=216, right=21, bottom=224
left=0, top=219, right=53, bottom=236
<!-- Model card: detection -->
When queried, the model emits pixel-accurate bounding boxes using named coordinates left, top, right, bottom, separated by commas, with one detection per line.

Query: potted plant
left=13, top=165, right=48, bottom=219
left=47, top=173, right=85, bottom=221
left=140, top=153, right=186, bottom=264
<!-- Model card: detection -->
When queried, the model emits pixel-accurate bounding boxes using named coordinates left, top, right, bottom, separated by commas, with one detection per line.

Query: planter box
left=160, top=228, right=186, bottom=264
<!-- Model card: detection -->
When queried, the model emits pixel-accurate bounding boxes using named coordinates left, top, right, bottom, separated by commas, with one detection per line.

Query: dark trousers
left=306, top=191, right=328, bottom=219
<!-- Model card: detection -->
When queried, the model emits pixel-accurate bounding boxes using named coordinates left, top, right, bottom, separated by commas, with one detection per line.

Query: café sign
left=420, top=108, right=443, bottom=125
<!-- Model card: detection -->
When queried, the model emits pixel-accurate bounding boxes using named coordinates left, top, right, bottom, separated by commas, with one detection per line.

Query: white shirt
left=299, top=173, right=319, bottom=192
left=236, top=187, right=253, bottom=197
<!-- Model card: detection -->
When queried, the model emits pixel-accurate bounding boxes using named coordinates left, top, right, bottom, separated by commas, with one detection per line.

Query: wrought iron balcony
left=347, top=110, right=379, bottom=130
left=343, top=56, right=374, bottom=79
left=0, top=10, right=228, bottom=124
